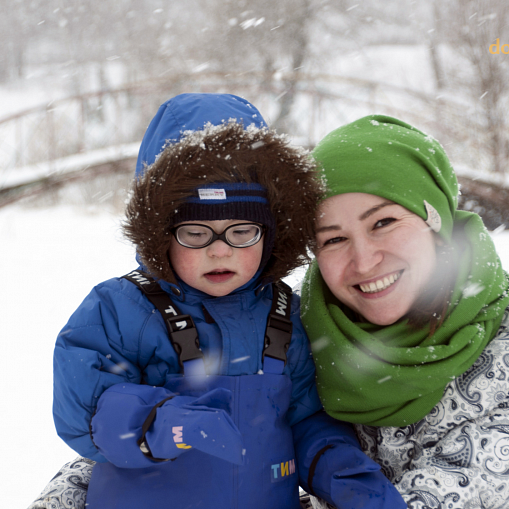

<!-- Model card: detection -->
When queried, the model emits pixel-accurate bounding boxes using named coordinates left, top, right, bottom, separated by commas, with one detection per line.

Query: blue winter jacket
left=53, top=274, right=321, bottom=461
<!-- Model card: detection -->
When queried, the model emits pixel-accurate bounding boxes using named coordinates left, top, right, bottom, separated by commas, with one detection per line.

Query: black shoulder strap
left=122, top=270, right=204, bottom=369
left=124, top=272, right=292, bottom=369
left=262, top=281, right=293, bottom=366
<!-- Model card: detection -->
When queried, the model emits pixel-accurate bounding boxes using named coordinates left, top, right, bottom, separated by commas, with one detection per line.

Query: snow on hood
left=135, top=93, right=267, bottom=177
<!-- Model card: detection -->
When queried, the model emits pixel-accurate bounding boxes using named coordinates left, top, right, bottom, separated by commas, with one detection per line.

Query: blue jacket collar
left=158, top=271, right=270, bottom=304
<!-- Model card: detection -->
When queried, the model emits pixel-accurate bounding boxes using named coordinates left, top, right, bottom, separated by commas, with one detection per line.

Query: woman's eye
left=322, top=236, right=345, bottom=247
left=374, top=217, right=396, bottom=229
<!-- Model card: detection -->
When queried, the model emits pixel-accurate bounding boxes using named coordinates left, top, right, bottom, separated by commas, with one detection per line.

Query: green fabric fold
left=301, top=211, right=509, bottom=427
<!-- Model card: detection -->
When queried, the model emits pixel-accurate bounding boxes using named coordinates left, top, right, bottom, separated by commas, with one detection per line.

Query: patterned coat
left=355, top=308, right=509, bottom=509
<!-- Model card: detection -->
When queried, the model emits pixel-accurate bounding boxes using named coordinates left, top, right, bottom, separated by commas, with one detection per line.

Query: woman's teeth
left=359, top=272, right=400, bottom=294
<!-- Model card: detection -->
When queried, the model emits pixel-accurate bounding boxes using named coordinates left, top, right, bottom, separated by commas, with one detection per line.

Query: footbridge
left=0, top=72, right=477, bottom=208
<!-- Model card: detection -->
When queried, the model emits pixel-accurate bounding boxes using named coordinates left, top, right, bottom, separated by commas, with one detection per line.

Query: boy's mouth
left=204, top=270, right=235, bottom=283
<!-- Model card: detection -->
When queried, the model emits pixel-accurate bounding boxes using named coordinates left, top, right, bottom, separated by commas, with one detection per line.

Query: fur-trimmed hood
left=123, top=94, right=322, bottom=285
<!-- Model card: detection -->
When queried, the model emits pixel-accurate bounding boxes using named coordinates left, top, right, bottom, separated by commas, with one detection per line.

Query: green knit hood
left=301, top=115, right=509, bottom=427
left=312, top=115, right=459, bottom=241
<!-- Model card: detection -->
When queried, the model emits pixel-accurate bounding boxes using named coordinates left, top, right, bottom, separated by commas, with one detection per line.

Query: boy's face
left=169, top=219, right=264, bottom=297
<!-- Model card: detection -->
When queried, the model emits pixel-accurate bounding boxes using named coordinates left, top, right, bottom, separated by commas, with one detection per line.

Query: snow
left=330, top=45, right=436, bottom=94
left=0, top=74, right=67, bottom=120
left=1, top=143, right=140, bottom=188
left=0, top=61, right=126, bottom=122
left=0, top=204, right=135, bottom=508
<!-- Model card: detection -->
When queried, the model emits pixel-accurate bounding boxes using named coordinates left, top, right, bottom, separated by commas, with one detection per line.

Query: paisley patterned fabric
left=307, top=496, right=335, bottom=509
left=355, top=308, right=509, bottom=509
left=27, top=457, right=93, bottom=509
left=300, top=491, right=335, bottom=509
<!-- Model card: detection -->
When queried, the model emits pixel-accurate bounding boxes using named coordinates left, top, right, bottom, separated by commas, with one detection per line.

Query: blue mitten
left=147, top=388, right=245, bottom=465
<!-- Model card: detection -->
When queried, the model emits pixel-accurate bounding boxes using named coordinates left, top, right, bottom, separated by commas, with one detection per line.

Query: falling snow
left=462, top=282, right=486, bottom=298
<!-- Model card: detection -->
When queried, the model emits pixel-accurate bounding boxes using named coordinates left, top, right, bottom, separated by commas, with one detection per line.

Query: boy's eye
left=228, top=225, right=258, bottom=239
left=232, top=228, right=251, bottom=236
left=374, top=217, right=396, bottom=229
left=179, top=228, right=211, bottom=243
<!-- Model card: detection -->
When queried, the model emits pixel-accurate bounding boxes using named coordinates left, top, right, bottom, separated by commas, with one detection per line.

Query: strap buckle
left=166, top=314, right=204, bottom=367
left=263, top=314, right=293, bottom=365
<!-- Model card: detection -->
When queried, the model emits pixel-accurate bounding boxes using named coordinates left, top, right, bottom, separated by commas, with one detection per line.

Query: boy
left=47, top=94, right=404, bottom=508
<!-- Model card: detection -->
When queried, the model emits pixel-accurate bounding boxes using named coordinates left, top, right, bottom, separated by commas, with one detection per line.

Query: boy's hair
left=123, top=121, right=323, bottom=284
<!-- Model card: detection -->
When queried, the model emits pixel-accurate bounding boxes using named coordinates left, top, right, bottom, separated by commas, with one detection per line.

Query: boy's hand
left=147, top=388, right=245, bottom=465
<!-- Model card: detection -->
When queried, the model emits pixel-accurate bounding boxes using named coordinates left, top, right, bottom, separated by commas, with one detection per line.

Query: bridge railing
left=0, top=71, right=497, bottom=202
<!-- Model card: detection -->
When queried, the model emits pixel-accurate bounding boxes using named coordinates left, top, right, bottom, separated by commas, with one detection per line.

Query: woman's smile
left=356, top=270, right=402, bottom=296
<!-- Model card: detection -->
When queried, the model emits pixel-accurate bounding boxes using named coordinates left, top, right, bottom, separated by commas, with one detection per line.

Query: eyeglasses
left=170, top=223, right=265, bottom=249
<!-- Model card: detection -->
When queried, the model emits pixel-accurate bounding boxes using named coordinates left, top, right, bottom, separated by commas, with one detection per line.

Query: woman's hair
left=405, top=241, right=457, bottom=334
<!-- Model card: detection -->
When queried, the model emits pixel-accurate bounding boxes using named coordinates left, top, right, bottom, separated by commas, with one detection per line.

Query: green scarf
left=301, top=211, right=509, bottom=427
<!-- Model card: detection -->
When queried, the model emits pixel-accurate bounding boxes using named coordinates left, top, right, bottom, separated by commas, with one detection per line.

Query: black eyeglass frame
left=170, top=222, right=266, bottom=249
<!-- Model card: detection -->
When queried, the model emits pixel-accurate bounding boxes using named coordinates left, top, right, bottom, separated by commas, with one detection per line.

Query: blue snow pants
left=86, top=371, right=301, bottom=509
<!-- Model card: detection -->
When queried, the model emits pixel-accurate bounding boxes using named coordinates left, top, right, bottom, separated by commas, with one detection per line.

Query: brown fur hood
left=123, top=121, right=323, bottom=285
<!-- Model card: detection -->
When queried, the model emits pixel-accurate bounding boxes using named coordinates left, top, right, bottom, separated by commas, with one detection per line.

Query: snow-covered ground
left=0, top=205, right=135, bottom=508
left=2, top=202, right=509, bottom=507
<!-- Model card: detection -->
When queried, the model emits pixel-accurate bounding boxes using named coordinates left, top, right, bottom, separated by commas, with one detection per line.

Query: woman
left=302, top=115, right=509, bottom=509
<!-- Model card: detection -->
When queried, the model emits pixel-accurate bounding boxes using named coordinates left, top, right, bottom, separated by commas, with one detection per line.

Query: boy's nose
left=207, top=239, right=233, bottom=258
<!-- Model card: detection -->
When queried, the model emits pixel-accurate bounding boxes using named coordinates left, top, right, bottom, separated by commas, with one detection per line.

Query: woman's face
left=315, top=193, right=438, bottom=326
